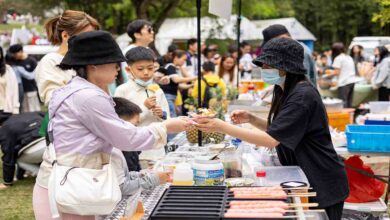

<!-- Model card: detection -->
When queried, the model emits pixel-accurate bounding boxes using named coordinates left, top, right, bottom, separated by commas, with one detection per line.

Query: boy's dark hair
left=125, top=47, right=156, bottom=65
left=8, top=44, right=23, bottom=54
left=113, top=97, right=142, bottom=118
left=168, top=44, right=178, bottom=53
left=187, top=38, right=197, bottom=49
left=240, top=41, right=249, bottom=48
left=126, top=19, right=152, bottom=42
left=202, top=61, right=215, bottom=73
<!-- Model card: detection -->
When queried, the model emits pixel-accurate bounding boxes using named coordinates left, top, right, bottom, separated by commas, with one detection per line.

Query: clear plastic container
left=255, top=170, right=266, bottom=186
left=252, top=166, right=309, bottom=186
left=369, top=101, right=390, bottom=114
left=172, top=163, right=193, bottom=186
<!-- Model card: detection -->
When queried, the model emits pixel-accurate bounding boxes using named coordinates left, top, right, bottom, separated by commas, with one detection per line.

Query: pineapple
left=184, top=86, right=228, bottom=144
left=204, top=94, right=225, bottom=144
left=186, top=126, right=199, bottom=143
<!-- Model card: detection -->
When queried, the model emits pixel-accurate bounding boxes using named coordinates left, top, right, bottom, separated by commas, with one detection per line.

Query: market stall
left=326, top=100, right=390, bottom=218
left=106, top=129, right=330, bottom=220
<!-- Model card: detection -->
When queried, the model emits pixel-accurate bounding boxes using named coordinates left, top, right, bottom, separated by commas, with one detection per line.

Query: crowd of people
left=0, top=8, right=388, bottom=220
left=314, top=42, right=390, bottom=106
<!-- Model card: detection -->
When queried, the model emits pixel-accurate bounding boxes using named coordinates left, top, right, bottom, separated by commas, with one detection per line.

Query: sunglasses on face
left=146, top=26, right=154, bottom=33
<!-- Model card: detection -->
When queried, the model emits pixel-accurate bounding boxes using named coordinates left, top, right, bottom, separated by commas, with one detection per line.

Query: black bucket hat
left=253, top=37, right=306, bottom=75
left=60, top=30, right=125, bottom=68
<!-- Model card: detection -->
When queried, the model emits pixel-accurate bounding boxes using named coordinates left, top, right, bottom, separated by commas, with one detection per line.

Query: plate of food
left=188, top=108, right=217, bottom=119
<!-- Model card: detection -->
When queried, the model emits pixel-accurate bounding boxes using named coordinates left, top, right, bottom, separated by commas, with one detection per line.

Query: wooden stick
left=287, top=192, right=316, bottom=197
left=282, top=187, right=313, bottom=190
left=285, top=209, right=325, bottom=213
left=279, top=215, right=315, bottom=219
left=288, top=203, right=319, bottom=208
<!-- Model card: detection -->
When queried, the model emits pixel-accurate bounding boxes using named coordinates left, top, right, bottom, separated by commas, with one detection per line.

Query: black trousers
left=378, top=87, right=390, bottom=101
left=325, top=201, right=344, bottom=220
left=1, top=142, right=20, bottom=185
left=338, top=83, right=355, bottom=108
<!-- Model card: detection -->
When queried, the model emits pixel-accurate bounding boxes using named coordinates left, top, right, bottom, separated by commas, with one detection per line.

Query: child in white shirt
left=115, top=47, right=170, bottom=163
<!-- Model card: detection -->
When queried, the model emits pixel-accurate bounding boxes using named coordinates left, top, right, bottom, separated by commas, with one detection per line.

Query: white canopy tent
left=116, top=15, right=260, bottom=55
left=155, top=15, right=260, bottom=54
left=253, top=17, right=316, bottom=41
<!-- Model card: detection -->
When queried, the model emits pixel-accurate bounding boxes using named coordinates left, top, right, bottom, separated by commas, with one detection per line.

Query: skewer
left=287, top=192, right=316, bottom=197
left=288, top=203, right=319, bottom=208
left=225, top=215, right=315, bottom=219
left=284, top=209, right=325, bottom=213
left=282, top=187, right=313, bottom=190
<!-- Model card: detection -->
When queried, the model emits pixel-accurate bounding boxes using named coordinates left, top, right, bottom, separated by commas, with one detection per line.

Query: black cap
left=60, top=31, right=125, bottom=68
left=253, top=38, right=306, bottom=75
left=261, top=24, right=290, bottom=47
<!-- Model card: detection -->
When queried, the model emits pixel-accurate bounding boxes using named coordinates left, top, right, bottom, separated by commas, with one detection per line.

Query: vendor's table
left=106, top=133, right=328, bottom=220
left=334, top=147, right=390, bottom=212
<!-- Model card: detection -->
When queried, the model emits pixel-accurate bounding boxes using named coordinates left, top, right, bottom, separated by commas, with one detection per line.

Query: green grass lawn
left=0, top=23, right=44, bottom=33
left=0, top=153, right=35, bottom=220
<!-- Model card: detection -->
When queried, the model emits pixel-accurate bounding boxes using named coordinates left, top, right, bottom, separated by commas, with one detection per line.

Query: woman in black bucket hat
left=195, top=38, right=348, bottom=220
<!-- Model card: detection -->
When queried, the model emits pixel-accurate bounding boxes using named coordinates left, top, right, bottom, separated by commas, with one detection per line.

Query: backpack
left=202, top=78, right=217, bottom=108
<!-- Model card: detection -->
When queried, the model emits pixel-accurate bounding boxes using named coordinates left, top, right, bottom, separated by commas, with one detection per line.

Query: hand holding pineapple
left=194, top=117, right=224, bottom=133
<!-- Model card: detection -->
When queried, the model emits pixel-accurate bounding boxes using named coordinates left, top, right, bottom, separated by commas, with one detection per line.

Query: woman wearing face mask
left=195, top=38, right=348, bottom=220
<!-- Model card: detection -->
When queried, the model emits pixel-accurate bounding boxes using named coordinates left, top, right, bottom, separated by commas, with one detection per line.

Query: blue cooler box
left=346, top=125, right=390, bottom=153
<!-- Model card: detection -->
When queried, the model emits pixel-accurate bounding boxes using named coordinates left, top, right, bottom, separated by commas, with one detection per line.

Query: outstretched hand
left=194, top=117, right=224, bottom=133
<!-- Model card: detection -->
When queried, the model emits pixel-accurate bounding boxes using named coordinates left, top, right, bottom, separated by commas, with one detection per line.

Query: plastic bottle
left=172, top=163, right=194, bottom=186
left=255, top=170, right=266, bottom=186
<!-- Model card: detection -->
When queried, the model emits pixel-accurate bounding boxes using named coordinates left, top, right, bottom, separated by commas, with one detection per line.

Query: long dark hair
left=0, top=46, right=5, bottom=76
left=350, top=45, right=364, bottom=60
left=218, top=54, right=235, bottom=82
left=267, top=73, right=308, bottom=126
left=377, top=46, right=389, bottom=64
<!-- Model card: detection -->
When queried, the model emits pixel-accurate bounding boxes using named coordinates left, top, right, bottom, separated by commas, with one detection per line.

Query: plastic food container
left=172, top=163, right=194, bottom=186
left=192, top=157, right=224, bottom=186
left=369, top=102, right=390, bottom=114
left=346, top=125, right=390, bottom=152
left=323, top=98, right=343, bottom=113
left=328, top=111, right=351, bottom=131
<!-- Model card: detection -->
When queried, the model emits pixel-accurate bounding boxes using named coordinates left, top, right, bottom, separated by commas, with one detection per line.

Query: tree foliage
left=373, top=0, right=390, bottom=27
left=4, top=0, right=390, bottom=50
left=291, top=0, right=386, bottom=50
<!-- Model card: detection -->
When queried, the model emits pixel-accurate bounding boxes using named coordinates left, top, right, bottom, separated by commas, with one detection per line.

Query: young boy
left=115, top=47, right=170, bottom=165
left=191, top=61, right=226, bottom=108
left=111, top=97, right=169, bottom=197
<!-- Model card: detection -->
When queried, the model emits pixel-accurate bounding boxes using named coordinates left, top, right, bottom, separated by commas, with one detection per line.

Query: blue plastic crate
left=346, top=125, right=390, bottom=153
left=365, top=120, right=390, bottom=125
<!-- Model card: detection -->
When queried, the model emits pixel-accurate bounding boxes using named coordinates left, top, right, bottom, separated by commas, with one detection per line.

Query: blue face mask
left=134, top=78, right=153, bottom=87
left=261, top=68, right=286, bottom=86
